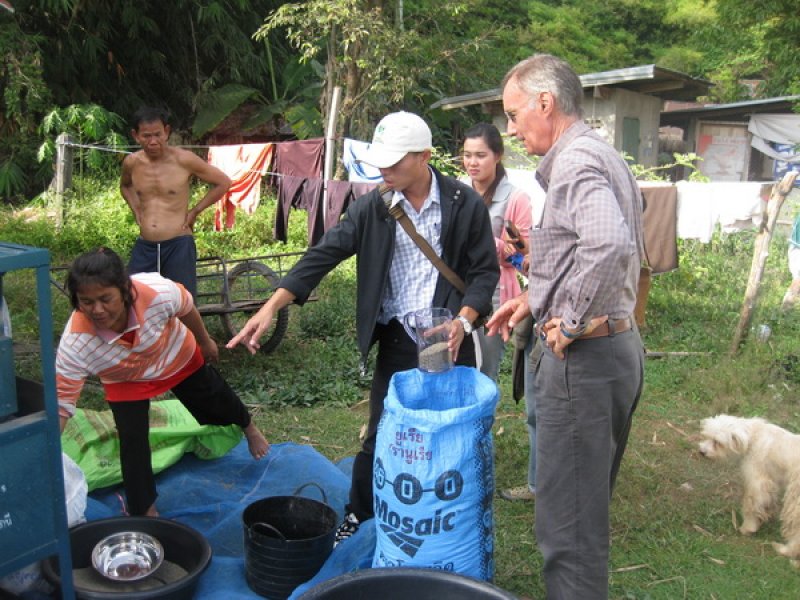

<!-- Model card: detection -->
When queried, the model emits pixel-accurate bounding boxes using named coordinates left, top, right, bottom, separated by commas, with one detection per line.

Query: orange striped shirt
left=56, top=273, right=199, bottom=418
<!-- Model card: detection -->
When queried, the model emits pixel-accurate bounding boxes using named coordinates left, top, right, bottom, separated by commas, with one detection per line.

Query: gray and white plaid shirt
left=528, top=121, right=644, bottom=329
left=379, top=169, right=442, bottom=322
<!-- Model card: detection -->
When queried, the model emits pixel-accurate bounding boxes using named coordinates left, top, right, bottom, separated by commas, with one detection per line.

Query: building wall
left=604, top=88, right=662, bottom=168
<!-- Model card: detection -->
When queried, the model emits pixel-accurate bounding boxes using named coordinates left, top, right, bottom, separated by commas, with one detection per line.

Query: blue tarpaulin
left=85, top=441, right=376, bottom=599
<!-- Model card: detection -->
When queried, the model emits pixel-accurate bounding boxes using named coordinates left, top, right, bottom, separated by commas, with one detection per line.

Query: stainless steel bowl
left=91, top=530, right=164, bottom=581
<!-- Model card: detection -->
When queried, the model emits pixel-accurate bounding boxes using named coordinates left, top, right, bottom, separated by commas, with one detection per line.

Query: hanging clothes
left=748, top=114, right=800, bottom=162
left=639, top=182, right=678, bottom=274
left=273, top=175, right=326, bottom=245
left=343, top=138, right=384, bottom=183
left=324, top=180, right=354, bottom=231
left=274, top=175, right=307, bottom=243
left=207, top=143, right=274, bottom=230
left=271, top=138, right=325, bottom=244
left=272, top=138, right=325, bottom=180
left=351, top=182, right=380, bottom=199
left=323, top=181, right=380, bottom=232
left=304, top=178, right=325, bottom=246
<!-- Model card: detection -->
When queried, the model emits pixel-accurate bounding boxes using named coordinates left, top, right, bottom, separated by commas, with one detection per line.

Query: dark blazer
left=279, top=166, right=499, bottom=360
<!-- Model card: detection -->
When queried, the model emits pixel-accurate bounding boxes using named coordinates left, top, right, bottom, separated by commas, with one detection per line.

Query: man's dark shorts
left=128, top=235, right=197, bottom=300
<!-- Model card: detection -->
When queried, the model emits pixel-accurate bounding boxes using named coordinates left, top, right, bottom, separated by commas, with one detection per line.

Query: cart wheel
left=221, top=261, right=289, bottom=354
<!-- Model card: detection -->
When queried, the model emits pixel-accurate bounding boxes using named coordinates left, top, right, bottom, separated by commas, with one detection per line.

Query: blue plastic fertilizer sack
left=372, top=366, right=499, bottom=581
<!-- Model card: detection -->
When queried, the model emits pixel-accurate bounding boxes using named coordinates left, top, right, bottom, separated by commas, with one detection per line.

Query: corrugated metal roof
left=431, top=64, right=712, bottom=110
left=660, top=95, right=800, bottom=127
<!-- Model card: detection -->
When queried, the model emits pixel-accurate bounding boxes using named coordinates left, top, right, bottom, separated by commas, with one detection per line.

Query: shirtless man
left=120, top=106, right=231, bottom=300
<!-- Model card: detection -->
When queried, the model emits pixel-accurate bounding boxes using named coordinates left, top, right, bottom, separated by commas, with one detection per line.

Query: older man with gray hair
left=487, top=54, right=646, bottom=599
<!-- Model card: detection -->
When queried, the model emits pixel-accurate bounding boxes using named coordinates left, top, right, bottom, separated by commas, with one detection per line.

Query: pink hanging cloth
left=207, top=143, right=274, bottom=230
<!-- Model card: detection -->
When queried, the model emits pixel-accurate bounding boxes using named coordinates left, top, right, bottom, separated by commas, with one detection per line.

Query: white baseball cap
left=357, top=111, right=432, bottom=169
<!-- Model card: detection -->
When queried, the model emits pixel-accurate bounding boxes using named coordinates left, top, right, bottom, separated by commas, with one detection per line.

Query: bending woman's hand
left=485, top=291, right=531, bottom=343
left=199, top=338, right=220, bottom=363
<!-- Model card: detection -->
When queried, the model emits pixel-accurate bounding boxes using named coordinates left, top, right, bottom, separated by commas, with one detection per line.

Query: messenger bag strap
left=380, top=184, right=467, bottom=295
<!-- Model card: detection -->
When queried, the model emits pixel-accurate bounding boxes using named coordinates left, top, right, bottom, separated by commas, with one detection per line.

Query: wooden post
left=729, top=171, right=798, bottom=355
left=53, top=133, right=73, bottom=230
left=322, top=86, right=342, bottom=228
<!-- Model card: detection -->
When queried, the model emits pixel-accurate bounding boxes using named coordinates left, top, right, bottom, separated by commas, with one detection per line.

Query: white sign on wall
left=696, top=122, right=750, bottom=182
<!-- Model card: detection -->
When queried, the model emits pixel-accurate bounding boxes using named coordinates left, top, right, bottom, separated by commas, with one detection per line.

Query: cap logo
left=374, top=124, right=386, bottom=144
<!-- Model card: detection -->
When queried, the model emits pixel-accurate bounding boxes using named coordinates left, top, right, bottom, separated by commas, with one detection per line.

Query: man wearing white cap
left=228, top=111, right=498, bottom=543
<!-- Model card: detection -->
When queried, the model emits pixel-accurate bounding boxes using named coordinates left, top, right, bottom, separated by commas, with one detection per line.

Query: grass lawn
left=3, top=188, right=800, bottom=599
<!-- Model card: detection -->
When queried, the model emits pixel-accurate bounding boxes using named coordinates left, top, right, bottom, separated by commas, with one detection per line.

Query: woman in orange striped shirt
left=56, top=247, right=269, bottom=516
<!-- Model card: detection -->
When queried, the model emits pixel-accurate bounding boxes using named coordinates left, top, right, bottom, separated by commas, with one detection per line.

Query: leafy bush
left=626, top=151, right=709, bottom=182
left=38, top=104, right=129, bottom=181
left=0, top=177, right=137, bottom=263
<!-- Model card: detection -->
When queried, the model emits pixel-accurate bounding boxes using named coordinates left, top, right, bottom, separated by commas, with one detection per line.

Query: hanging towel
left=676, top=181, right=716, bottom=242
left=343, top=138, right=384, bottom=183
left=676, top=181, right=771, bottom=242
left=639, top=182, right=678, bottom=273
left=207, top=143, right=274, bottom=230
left=273, top=138, right=325, bottom=181
left=714, top=182, right=771, bottom=232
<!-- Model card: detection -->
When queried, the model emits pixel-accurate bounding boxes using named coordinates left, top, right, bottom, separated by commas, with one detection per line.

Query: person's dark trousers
left=534, top=328, right=644, bottom=600
left=171, top=363, right=252, bottom=429
left=346, top=318, right=477, bottom=522
left=109, top=364, right=252, bottom=516
left=109, top=399, right=156, bottom=516
left=128, top=235, right=198, bottom=301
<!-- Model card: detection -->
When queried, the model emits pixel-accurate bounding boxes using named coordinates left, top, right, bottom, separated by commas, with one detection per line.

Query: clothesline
left=58, top=143, right=293, bottom=176
left=58, top=144, right=343, bottom=183
left=59, top=141, right=252, bottom=152
left=61, top=142, right=132, bottom=154
left=59, top=140, right=338, bottom=153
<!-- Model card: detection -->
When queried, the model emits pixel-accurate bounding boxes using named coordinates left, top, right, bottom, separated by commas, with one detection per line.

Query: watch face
left=458, top=316, right=472, bottom=334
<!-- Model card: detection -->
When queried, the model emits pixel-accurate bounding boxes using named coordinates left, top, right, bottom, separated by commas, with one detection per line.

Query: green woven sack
left=61, top=399, right=242, bottom=491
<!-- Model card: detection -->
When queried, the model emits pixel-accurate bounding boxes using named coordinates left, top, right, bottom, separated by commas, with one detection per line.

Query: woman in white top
left=461, top=123, right=532, bottom=380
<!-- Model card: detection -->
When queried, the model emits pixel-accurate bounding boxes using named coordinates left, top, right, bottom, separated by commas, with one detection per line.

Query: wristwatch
left=559, top=321, right=585, bottom=339
left=455, top=315, right=474, bottom=335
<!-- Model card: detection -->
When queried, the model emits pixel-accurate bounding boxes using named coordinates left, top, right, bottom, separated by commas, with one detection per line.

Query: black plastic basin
left=297, top=567, right=520, bottom=599
left=42, top=516, right=212, bottom=600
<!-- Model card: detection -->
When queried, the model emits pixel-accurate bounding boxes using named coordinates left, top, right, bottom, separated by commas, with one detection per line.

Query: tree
left=6, top=0, right=304, bottom=133
left=0, top=12, right=51, bottom=199
left=254, top=0, right=499, bottom=144
left=707, top=0, right=800, bottom=99
left=1, top=0, right=315, bottom=197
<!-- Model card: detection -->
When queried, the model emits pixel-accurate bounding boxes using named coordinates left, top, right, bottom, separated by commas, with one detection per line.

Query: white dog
left=698, top=414, right=800, bottom=563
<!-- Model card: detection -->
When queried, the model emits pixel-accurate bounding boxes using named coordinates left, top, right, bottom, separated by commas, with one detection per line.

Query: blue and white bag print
left=372, top=366, right=499, bottom=581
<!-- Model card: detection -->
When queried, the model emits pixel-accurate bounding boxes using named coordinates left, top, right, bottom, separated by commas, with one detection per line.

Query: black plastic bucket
left=297, top=567, right=520, bottom=599
left=242, top=483, right=337, bottom=599
left=41, top=516, right=212, bottom=600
